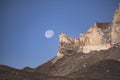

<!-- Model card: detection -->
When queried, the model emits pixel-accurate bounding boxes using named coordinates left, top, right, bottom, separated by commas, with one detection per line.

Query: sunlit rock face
left=81, top=22, right=112, bottom=53
left=58, top=22, right=112, bottom=54
left=57, top=4, right=120, bottom=54
left=112, top=4, right=120, bottom=44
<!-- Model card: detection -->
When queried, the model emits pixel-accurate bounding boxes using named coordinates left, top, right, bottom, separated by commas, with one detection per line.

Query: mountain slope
left=67, top=59, right=120, bottom=80
left=35, top=42, right=120, bottom=76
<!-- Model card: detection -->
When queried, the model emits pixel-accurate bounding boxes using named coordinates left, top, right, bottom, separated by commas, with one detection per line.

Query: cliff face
left=58, top=22, right=113, bottom=54
left=58, top=23, right=113, bottom=54
left=57, top=4, right=120, bottom=54
left=112, top=4, right=120, bottom=44
left=81, top=22, right=113, bottom=53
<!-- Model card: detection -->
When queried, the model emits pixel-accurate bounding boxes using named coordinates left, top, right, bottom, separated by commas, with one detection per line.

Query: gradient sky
left=0, top=0, right=120, bottom=69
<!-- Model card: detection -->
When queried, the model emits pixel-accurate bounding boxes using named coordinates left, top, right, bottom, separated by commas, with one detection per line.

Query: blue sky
left=0, top=0, right=120, bottom=69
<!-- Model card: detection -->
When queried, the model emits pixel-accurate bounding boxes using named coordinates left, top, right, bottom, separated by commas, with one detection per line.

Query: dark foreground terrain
left=0, top=59, right=120, bottom=80
left=0, top=64, right=69, bottom=80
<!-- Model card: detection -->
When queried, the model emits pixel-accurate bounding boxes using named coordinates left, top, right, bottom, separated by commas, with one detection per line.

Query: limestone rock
left=58, top=4, right=120, bottom=53
left=58, top=22, right=113, bottom=53
left=112, top=4, right=120, bottom=44
left=59, top=33, right=73, bottom=45
left=81, top=22, right=112, bottom=53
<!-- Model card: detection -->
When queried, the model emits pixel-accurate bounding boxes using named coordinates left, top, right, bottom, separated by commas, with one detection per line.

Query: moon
left=45, top=30, right=54, bottom=39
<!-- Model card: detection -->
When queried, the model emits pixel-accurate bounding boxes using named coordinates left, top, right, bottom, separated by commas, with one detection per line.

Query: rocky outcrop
left=57, top=4, right=120, bottom=54
left=78, top=22, right=113, bottom=53
left=112, top=3, right=120, bottom=44
left=58, top=22, right=113, bottom=54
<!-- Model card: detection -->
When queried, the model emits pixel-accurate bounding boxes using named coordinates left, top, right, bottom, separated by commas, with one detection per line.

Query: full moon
left=45, top=30, right=54, bottom=39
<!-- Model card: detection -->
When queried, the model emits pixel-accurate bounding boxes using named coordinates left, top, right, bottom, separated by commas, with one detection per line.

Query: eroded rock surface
left=57, top=4, right=120, bottom=54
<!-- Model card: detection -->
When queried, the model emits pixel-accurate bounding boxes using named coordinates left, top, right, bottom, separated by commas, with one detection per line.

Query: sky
left=0, top=0, right=120, bottom=69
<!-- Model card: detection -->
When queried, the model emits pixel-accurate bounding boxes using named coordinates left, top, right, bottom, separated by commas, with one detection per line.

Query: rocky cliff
left=58, top=22, right=112, bottom=54
left=57, top=4, right=120, bottom=54
left=112, top=3, right=120, bottom=44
